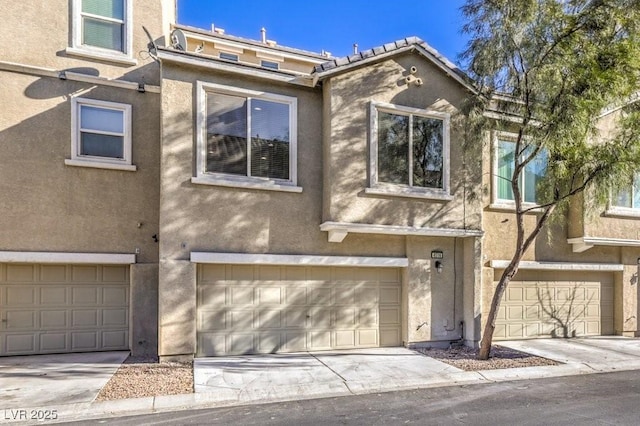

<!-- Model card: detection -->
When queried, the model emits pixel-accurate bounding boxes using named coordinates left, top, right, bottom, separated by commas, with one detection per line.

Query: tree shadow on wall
left=535, top=283, right=595, bottom=338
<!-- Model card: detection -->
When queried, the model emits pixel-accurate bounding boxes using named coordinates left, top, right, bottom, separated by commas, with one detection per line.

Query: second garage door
left=0, top=263, right=130, bottom=356
left=494, top=270, right=614, bottom=340
left=197, top=264, right=402, bottom=356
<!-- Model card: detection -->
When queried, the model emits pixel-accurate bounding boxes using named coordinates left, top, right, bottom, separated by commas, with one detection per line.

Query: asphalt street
left=67, top=370, right=640, bottom=425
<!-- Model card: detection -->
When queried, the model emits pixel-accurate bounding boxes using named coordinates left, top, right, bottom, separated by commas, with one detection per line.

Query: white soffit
left=0, top=251, right=136, bottom=264
left=490, top=260, right=624, bottom=272
left=320, top=221, right=483, bottom=243
left=190, top=252, right=408, bottom=268
left=567, top=236, right=640, bottom=253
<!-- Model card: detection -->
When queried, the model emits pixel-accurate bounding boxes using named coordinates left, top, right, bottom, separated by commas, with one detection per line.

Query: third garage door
left=197, top=264, right=402, bottom=356
left=494, top=270, right=614, bottom=340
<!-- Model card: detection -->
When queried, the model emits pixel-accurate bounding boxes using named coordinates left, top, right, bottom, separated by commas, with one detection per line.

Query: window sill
left=65, top=47, right=137, bottom=66
left=364, top=187, right=453, bottom=201
left=191, top=176, right=303, bottom=193
left=604, top=207, right=640, bottom=219
left=488, top=202, right=543, bottom=213
left=65, top=159, right=137, bottom=172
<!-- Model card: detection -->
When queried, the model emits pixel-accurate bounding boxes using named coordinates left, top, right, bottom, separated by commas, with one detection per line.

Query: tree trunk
left=478, top=259, right=521, bottom=360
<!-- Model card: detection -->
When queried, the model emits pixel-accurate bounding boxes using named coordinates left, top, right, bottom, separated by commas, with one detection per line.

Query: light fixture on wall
left=435, top=260, right=443, bottom=274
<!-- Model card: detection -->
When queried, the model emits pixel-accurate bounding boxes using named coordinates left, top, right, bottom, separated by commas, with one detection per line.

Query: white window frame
left=367, top=101, right=451, bottom=200
left=606, top=173, right=640, bottom=218
left=219, top=52, right=239, bottom=62
left=65, top=97, right=135, bottom=172
left=67, top=0, right=136, bottom=65
left=193, top=81, right=300, bottom=193
left=491, top=131, right=543, bottom=210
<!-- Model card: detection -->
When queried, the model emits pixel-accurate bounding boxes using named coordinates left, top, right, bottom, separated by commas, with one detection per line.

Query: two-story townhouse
left=155, top=26, right=484, bottom=360
left=0, top=0, right=173, bottom=357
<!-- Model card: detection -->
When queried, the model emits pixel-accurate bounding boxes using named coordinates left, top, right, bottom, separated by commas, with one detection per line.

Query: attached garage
left=493, top=269, right=614, bottom=340
left=196, top=264, right=403, bottom=356
left=0, top=263, right=130, bottom=356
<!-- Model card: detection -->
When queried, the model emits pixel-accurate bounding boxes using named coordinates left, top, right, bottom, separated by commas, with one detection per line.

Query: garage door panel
left=40, top=287, right=67, bottom=304
left=495, top=276, right=613, bottom=340
left=197, top=266, right=402, bottom=356
left=40, top=265, right=67, bottom=282
left=7, top=287, right=35, bottom=305
left=258, top=310, right=282, bottom=329
left=1, top=264, right=130, bottom=356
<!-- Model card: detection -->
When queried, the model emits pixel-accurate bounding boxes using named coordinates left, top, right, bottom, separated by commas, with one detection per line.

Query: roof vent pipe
left=353, top=43, right=358, bottom=54
left=261, top=27, right=266, bottom=44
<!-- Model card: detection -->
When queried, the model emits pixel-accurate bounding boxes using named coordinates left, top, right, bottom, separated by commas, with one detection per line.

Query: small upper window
left=69, top=0, right=133, bottom=62
left=369, top=101, right=450, bottom=198
left=261, top=60, right=280, bottom=70
left=612, top=175, right=640, bottom=209
left=495, top=135, right=547, bottom=204
left=219, top=52, right=239, bottom=62
left=65, top=98, right=135, bottom=171
left=194, top=82, right=298, bottom=191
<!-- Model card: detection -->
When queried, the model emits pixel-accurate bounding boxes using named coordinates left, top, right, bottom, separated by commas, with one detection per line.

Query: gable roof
left=311, top=36, right=476, bottom=93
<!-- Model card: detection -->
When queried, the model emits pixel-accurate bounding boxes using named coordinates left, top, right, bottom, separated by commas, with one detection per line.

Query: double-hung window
left=69, top=0, right=133, bottom=63
left=369, top=101, right=450, bottom=198
left=494, top=134, right=547, bottom=205
left=194, top=82, right=299, bottom=192
left=66, top=98, right=135, bottom=171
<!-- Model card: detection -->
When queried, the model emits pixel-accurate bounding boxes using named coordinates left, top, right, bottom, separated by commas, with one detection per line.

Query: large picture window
left=370, top=102, right=450, bottom=198
left=495, top=135, right=547, bottom=204
left=612, top=175, right=640, bottom=209
left=195, top=82, right=298, bottom=191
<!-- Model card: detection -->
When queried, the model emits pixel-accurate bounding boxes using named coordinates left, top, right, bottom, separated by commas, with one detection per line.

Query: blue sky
left=176, top=1, right=469, bottom=64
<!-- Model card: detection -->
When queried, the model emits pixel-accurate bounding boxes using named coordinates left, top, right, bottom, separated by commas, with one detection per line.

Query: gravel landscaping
left=96, top=356, right=193, bottom=401
left=417, top=345, right=559, bottom=371
left=96, top=346, right=557, bottom=400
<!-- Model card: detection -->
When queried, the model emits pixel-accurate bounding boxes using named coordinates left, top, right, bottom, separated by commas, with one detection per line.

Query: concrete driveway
left=0, top=351, right=128, bottom=407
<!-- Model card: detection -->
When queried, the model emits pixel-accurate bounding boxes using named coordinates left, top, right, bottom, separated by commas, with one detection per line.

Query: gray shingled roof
left=312, top=36, right=473, bottom=89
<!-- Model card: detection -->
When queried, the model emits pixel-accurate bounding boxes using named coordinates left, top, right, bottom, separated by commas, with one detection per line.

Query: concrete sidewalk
left=3, top=338, right=640, bottom=425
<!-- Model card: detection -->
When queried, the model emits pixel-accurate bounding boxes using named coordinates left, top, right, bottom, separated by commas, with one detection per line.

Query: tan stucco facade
left=3, top=4, right=638, bottom=359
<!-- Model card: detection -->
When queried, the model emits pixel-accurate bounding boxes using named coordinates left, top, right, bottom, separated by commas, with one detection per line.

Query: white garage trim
left=190, top=252, right=408, bottom=268
left=490, top=260, right=624, bottom=272
left=0, top=251, right=136, bottom=264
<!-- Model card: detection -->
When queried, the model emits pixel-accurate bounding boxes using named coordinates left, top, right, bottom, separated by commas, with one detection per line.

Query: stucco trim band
left=0, top=61, right=160, bottom=93
left=489, top=260, right=624, bottom=272
left=0, top=251, right=136, bottom=264
left=567, top=236, right=640, bottom=253
left=320, top=221, right=483, bottom=243
left=190, top=252, right=408, bottom=268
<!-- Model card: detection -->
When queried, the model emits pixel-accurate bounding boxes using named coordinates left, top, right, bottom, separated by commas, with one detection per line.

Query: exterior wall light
left=435, top=260, right=443, bottom=274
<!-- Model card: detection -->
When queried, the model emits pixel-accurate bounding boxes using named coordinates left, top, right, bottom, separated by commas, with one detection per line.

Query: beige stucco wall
left=157, top=54, right=484, bottom=356
left=3, top=0, right=171, bottom=84
left=322, top=53, right=482, bottom=230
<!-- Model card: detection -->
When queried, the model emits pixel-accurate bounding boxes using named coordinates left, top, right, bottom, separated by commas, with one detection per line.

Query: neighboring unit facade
left=0, top=0, right=173, bottom=357
left=1, top=1, right=638, bottom=360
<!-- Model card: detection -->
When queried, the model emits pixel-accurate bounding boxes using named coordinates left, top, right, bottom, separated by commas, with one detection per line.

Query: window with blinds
left=197, top=82, right=298, bottom=187
left=79, top=0, right=126, bottom=52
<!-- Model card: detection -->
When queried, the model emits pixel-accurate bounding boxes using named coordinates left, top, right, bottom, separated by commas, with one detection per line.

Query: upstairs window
left=70, top=0, right=133, bottom=62
left=495, top=136, right=547, bottom=204
left=369, top=101, right=450, bottom=197
left=219, top=52, right=239, bottom=62
left=66, top=98, right=135, bottom=171
left=612, top=175, right=640, bottom=209
left=195, top=82, right=298, bottom=190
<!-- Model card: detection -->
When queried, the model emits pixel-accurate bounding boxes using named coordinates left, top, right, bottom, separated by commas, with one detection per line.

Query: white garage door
left=0, top=264, right=130, bottom=356
left=494, top=271, right=614, bottom=340
left=197, top=264, right=402, bottom=356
